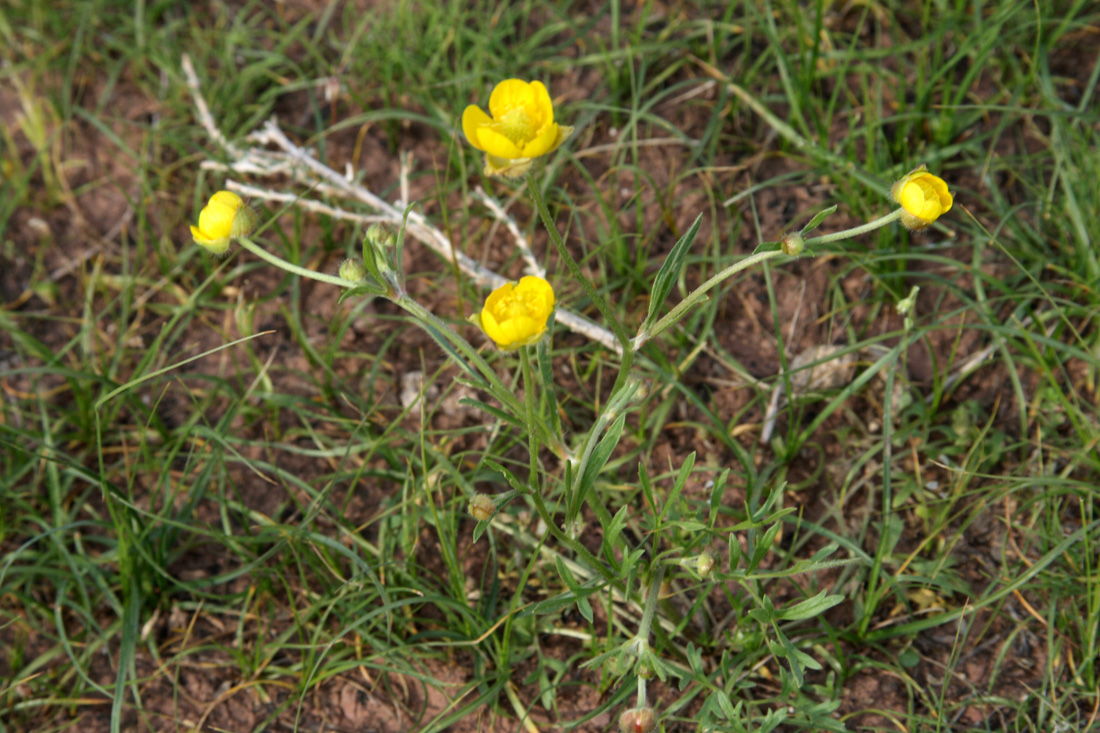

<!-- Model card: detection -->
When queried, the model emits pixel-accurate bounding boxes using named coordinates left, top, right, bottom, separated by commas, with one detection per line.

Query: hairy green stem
left=639, top=249, right=788, bottom=347
left=528, top=490, right=615, bottom=584
left=806, top=208, right=904, bottom=244
left=394, top=295, right=530, bottom=424
left=520, top=348, right=539, bottom=487
left=237, top=237, right=353, bottom=288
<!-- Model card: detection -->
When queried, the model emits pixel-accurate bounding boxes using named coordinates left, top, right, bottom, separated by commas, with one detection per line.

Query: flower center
left=496, top=290, right=542, bottom=320
left=498, top=105, right=536, bottom=145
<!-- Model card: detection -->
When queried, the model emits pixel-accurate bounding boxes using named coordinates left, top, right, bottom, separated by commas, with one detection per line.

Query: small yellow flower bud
left=890, top=166, right=953, bottom=230
left=696, top=552, right=716, bottom=578
left=190, top=191, right=257, bottom=255
left=619, top=707, right=657, bottom=733
left=468, top=493, right=495, bottom=522
left=339, top=257, right=368, bottom=282
left=781, top=232, right=805, bottom=257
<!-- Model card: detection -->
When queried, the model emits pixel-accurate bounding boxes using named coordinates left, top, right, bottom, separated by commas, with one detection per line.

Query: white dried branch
left=226, top=182, right=393, bottom=226
left=471, top=187, right=543, bottom=278
left=182, top=55, right=620, bottom=353
left=181, top=54, right=242, bottom=160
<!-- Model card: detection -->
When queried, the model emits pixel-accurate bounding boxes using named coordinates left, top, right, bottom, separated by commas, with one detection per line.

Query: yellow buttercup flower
left=462, top=79, right=573, bottom=178
left=890, top=166, right=953, bottom=230
left=478, top=276, right=555, bottom=350
left=190, top=190, right=256, bottom=255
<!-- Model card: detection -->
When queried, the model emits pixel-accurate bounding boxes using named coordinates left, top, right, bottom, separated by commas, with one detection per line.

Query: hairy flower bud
left=696, top=552, right=716, bottom=578
left=366, top=223, right=396, bottom=249
left=781, top=232, right=805, bottom=257
left=468, top=493, right=495, bottom=522
left=619, top=707, right=657, bottom=733
left=339, top=257, right=368, bottom=282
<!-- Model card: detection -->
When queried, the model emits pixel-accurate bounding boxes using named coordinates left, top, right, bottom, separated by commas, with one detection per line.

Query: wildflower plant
left=186, top=72, right=956, bottom=730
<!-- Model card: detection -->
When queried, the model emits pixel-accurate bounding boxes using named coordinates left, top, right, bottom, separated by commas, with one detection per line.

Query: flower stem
left=520, top=347, right=540, bottom=487
left=805, top=208, right=904, bottom=245
left=638, top=249, right=788, bottom=348
left=237, top=237, right=352, bottom=289
left=637, top=561, right=666, bottom=652
left=525, top=173, right=636, bottom=394
left=394, top=294, right=530, bottom=423
left=528, top=490, right=616, bottom=584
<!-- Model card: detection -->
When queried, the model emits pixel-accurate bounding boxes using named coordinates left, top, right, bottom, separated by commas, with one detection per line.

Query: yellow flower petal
left=529, top=81, right=554, bottom=126
left=190, top=225, right=230, bottom=255
left=197, top=192, right=240, bottom=240
left=489, top=79, right=535, bottom=121
left=190, top=190, right=255, bottom=254
left=476, top=126, right=524, bottom=159
left=462, top=105, right=491, bottom=151
left=521, top=122, right=560, bottom=158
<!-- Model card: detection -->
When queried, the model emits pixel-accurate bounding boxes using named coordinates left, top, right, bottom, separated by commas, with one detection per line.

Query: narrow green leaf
left=708, top=468, right=729, bottom=525
left=484, top=459, right=528, bottom=494
left=747, top=522, right=782, bottom=573
left=638, top=463, right=655, bottom=517
left=574, top=414, right=626, bottom=512
left=799, top=204, right=838, bottom=235
left=459, top=398, right=524, bottom=429
left=605, top=505, right=629, bottom=557
left=417, top=321, right=490, bottom=390
left=776, top=590, right=845, bottom=621
left=659, top=451, right=695, bottom=522
left=642, top=213, right=703, bottom=332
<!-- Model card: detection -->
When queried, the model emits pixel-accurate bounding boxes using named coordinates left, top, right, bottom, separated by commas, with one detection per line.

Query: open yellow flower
left=462, top=79, right=573, bottom=178
left=190, top=190, right=256, bottom=255
left=477, top=276, right=555, bottom=350
left=890, top=166, right=953, bottom=230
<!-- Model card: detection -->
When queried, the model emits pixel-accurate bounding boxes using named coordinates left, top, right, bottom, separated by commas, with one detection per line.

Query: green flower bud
left=696, top=552, right=716, bottom=578
left=781, top=232, right=805, bottom=257
left=339, top=257, right=368, bottom=282
left=365, top=223, right=396, bottom=249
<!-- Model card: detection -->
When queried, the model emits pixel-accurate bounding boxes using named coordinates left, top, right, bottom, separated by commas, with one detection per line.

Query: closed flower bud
left=468, top=493, right=495, bottom=522
left=190, top=190, right=257, bottom=256
left=339, top=257, right=368, bottom=282
left=619, top=707, right=657, bottom=733
left=365, top=223, right=396, bottom=249
left=696, top=552, right=716, bottom=578
left=890, top=166, right=953, bottom=230
left=781, top=232, right=805, bottom=257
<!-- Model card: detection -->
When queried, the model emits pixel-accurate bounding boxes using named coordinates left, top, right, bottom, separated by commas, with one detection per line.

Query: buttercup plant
left=188, top=74, right=955, bottom=729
